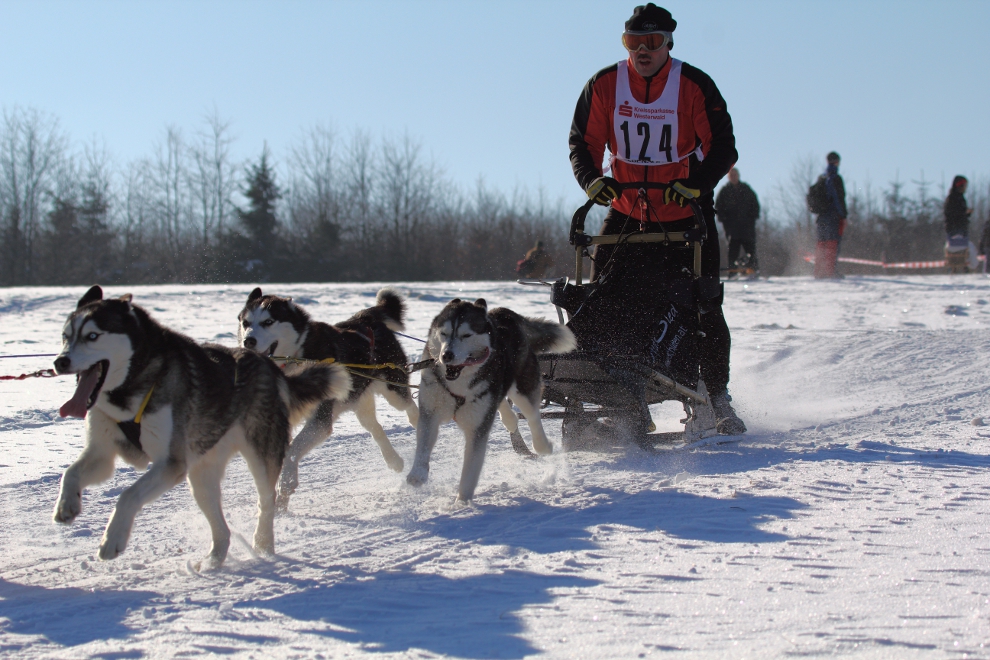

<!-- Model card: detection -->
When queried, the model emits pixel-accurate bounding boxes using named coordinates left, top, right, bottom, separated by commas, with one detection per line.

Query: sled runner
left=534, top=183, right=721, bottom=449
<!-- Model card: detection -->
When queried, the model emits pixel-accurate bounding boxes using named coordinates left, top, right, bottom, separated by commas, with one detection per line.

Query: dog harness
left=117, top=386, right=155, bottom=451
left=432, top=365, right=467, bottom=417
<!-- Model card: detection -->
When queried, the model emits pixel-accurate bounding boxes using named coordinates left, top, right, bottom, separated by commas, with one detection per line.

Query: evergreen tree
left=238, top=146, right=281, bottom=246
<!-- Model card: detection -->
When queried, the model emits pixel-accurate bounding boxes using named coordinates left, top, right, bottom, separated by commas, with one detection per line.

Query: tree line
left=1, top=107, right=986, bottom=285
left=0, top=107, right=571, bottom=287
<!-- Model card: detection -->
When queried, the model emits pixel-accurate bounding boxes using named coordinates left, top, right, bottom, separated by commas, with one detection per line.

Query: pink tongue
left=59, top=364, right=102, bottom=419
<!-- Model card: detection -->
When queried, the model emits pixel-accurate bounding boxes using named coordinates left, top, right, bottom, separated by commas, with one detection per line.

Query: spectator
left=944, top=175, right=972, bottom=238
left=944, top=176, right=975, bottom=273
left=810, top=151, right=847, bottom=279
left=715, top=167, right=760, bottom=275
left=515, top=239, right=555, bottom=278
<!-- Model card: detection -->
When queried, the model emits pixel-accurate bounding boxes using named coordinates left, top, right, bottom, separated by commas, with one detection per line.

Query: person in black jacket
left=715, top=167, right=760, bottom=274
left=813, top=151, right=847, bottom=279
left=944, top=176, right=972, bottom=238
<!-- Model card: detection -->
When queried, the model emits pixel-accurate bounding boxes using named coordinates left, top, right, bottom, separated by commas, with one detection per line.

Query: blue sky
left=2, top=0, right=987, bottom=209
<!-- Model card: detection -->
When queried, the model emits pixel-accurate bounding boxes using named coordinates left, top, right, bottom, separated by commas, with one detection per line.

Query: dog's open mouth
left=59, top=360, right=108, bottom=419
left=267, top=341, right=278, bottom=358
left=444, top=348, right=490, bottom=381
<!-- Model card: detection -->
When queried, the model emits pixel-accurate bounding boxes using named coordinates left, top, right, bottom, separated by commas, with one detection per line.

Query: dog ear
left=450, top=298, right=462, bottom=305
left=474, top=298, right=487, bottom=310
left=77, top=285, right=103, bottom=308
left=248, top=287, right=263, bottom=303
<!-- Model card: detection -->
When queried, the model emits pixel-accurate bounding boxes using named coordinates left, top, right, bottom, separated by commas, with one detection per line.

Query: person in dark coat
left=813, top=151, right=847, bottom=279
left=944, top=176, right=976, bottom=273
left=715, top=167, right=760, bottom=273
left=944, top=175, right=972, bottom=238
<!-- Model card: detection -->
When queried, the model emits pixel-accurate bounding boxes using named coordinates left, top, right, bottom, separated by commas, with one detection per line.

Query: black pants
left=727, top=236, right=757, bottom=269
left=589, top=208, right=731, bottom=395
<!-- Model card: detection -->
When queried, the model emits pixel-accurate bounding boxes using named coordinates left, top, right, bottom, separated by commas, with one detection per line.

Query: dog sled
left=524, top=183, right=721, bottom=449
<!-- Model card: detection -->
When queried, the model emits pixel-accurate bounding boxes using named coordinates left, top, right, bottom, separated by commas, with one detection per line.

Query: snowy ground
left=1, top=276, right=989, bottom=659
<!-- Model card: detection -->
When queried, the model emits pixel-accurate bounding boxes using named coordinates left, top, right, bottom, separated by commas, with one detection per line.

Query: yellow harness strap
left=133, top=385, right=155, bottom=424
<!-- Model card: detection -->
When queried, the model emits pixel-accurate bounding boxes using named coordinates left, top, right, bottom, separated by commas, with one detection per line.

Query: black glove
left=586, top=176, right=621, bottom=206
left=663, top=180, right=701, bottom=207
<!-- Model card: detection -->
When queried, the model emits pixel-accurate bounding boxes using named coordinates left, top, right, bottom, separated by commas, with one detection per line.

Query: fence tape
left=803, top=253, right=986, bottom=269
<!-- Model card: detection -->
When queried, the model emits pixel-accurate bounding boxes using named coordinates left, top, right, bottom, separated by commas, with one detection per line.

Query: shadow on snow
left=0, top=577, right=156, bottom=648
left=421, top=486, right=805, bottom=554
left=239, top=567, right=596, bottom=659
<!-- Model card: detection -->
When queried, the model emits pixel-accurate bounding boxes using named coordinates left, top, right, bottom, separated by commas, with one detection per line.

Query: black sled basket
left=536, top=183, right=716, bottom=419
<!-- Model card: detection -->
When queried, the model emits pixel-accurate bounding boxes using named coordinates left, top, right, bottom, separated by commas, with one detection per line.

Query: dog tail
left=521, top=317, right=577, bottom=354
left=282, top=362, right=352, bottom=426
left=375, top=287, right=406, bottom=332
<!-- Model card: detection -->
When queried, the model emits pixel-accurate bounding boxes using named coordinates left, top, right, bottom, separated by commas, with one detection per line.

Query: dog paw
left=533, top=438, right=553, bottom=456
left=406, top=466, right=429, bottom=487
left=253, top=534, right=275, bottom=557
left=53, top=493, right=81, bottom=524
left=453, top=496, right=472, bottom=508
left=384, top=452, right=404, bottom=473
left=98, top=537, right=125, bottom=561
left=99, top=520, right=131, bottom=560
left=193, top=554, right=226, bottom=573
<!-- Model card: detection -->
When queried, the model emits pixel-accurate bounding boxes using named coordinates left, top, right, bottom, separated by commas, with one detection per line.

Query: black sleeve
left=715, top=186, right=729, bottom=216
left=681, top=63, right=738, bottom=194
left=568, top=66, right=615, bottom=191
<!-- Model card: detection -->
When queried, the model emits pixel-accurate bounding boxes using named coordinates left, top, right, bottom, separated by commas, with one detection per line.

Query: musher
left=568, top=3, right=745, bottom=435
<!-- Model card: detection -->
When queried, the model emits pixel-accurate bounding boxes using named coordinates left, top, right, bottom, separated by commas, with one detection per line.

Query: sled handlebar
left=569, top=182, right=705, bottom=246
left=568, top=182, right=706, bottom=285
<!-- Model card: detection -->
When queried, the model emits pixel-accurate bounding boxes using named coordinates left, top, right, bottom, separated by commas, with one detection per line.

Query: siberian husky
left=406, top=298, right=576, bottom=502
left=237, top=287, right=419, bottom=510
left=53, top=285, right=350, bottom=569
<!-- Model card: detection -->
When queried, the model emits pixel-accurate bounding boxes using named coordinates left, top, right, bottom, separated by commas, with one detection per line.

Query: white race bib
left=612, top=59, right=701, bottom=167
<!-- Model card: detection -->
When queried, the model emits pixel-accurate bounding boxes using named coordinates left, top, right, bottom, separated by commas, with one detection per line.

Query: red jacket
left=569, top=55, right=737, bottom=221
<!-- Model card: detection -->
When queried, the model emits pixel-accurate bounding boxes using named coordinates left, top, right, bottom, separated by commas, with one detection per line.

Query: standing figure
left=944, top=175, right=975, bottom=273
left=715, top=167, right=760, bottom=276
left=568, top=3, right=745, bottom=435
left=809, top=151, right=847, bottom=279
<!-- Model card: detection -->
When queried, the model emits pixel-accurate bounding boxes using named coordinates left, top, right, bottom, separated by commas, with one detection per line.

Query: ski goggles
left=622, top=31, right=672, bottom=52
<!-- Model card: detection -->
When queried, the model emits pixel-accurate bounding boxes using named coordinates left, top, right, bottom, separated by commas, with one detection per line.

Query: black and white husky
left=53, top=286, right=350, bottom=569
left=238, top=287, right=419, bottom=510
left=406, top=298, right=576, bottom=503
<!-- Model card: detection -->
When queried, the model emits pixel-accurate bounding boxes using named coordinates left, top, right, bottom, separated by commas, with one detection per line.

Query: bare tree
left=0, top=107, right=68, bottom=284
left=189, top=110, right=236, bottom=247
left=376, top=134, right=440, bottom=278
left=769, top=153, right=818, bottom=232
left=148, top=126, right=189, bottom=279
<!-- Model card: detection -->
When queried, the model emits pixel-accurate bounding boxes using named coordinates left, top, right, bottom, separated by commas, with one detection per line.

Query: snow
left=1, top=276, right=989, bottom=658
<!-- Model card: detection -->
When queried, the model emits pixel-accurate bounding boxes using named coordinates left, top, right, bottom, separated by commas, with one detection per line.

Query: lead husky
left=237, top=288, right=419, bottom=510
left=406, top=298, right=576, bottom=502
left=53, top=286, right=350, bottom=569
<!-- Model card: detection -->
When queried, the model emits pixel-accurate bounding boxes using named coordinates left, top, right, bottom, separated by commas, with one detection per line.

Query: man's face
left=629, top=43, right=669, bottom=77
left=728, top=168, right=740, bottom=185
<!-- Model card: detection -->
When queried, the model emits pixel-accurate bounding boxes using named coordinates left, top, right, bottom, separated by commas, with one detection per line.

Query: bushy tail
left=521, top=317, right=577, bottom=354
left=375, top=287, right=406, bottom=332
left=283, top=362, right=352, bottom=425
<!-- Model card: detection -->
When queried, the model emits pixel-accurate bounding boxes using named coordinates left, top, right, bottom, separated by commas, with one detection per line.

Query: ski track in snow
left=0, top=277, right=989, bottom=659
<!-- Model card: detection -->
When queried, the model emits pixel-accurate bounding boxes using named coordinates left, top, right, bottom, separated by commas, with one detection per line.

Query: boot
left=710, top=391, right=746, bottom=435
